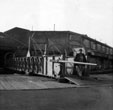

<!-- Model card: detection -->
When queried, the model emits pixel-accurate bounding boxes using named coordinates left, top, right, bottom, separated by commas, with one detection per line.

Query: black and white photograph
left=0, top=0, right=113, bottom=110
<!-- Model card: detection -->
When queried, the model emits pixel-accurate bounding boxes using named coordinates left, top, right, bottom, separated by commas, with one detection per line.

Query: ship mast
left=26, top=34, right=31, bottom=57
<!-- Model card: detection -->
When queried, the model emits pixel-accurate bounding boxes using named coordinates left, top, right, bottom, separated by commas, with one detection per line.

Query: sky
left=0, top=0, right=113, bottom=47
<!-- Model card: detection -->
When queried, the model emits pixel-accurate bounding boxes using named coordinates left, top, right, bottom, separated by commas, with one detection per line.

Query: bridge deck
left=0, top=74, right=76, bottom=90
left=0, top=73, right=112, bottom=90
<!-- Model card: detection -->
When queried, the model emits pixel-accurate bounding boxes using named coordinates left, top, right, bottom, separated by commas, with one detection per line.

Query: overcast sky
left=0, top=0, right=113, bottom=47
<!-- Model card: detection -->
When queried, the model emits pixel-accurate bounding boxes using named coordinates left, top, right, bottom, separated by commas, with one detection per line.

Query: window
left=110, top=49, right=112, bottom=55
left=102, top=46, right=106, bottom=52
left=69, top=41, right=81, bottom=46
left=69, top=34, right=81, bottom=41
left=112, top=49, right=113, bottom=55
left=106, top=47, right=109, bottom=54
left=83, top=39, right=90, bottom=48
left=91, top=42, right=96, bottom=50
left=97, top=44, right=101, bottom=51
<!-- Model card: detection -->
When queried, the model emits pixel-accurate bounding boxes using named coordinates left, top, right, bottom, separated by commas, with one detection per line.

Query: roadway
left=0, top=72, right=113, bottom=110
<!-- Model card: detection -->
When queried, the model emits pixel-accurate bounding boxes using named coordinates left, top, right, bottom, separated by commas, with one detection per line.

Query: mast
left=26, top=34, right=31, bottom=57
left=44, top=44, right=47, bottom=55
